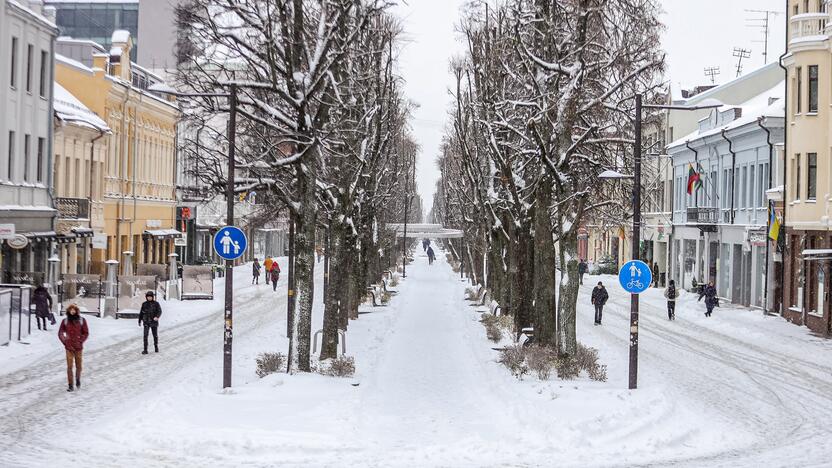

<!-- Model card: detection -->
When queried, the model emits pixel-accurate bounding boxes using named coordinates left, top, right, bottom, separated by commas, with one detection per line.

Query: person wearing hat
left=138, top=290, right=163, bottom=354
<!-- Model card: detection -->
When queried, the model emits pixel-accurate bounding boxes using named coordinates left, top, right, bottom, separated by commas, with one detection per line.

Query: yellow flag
left=768, top=210, right=780, bottom=241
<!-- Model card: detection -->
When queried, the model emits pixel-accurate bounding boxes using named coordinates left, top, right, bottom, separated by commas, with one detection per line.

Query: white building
left=667, top=82, right=784, bottom=308
left=0, top=0, right=58, bottom=284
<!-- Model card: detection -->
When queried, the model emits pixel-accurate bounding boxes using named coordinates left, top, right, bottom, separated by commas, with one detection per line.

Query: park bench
left=312, top=329, right=347, bottom=355
left=366, top=284, right=385, bottom=307
left=381, top=278, right=398, bottom=295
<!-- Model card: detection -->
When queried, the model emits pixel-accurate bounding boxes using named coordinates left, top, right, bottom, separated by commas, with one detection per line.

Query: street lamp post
left=149, top=82, right=239, bottom=388
left=602, top=95, right=722, bottom=390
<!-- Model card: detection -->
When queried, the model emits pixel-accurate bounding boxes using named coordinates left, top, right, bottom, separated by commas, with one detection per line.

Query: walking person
left=426, top=246, right=436, bottom=265
left=138, top=291, right=162, bottom=354
left=591, top=281, right=609, bottom=325
left=270, top=261, right=281, bottom=292
left=263, top=256, right=274, bottom=285
left=32, top=283, right=53, bottom=331
left=653, top=263, right=660, bottom=287
left=252, top=258, right=261, bottom=284
left=578, top=259, right=588, bottom=285
left=698, top=281, right=718, bottom=317
left=664, top=280, right=679, bottom=320
left=58, top=304, right=88, bottom=392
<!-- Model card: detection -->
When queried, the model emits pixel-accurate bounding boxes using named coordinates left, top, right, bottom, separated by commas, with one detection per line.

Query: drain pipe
left=758, top=117, right=774, bottom=315
left=777, top=8, right=790, bottom=318
left=721, top=129, right=737, bottom=224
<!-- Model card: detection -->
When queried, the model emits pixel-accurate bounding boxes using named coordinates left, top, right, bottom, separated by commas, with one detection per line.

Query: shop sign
left=6, top=234, right=28, bottom=250
left=747, top=229, right=767, bottom=247
left=0, top=224, right=15, bottom=239
left=174, top=233, right=188, bottom=247
left=91, top=234, right=108, bottom=249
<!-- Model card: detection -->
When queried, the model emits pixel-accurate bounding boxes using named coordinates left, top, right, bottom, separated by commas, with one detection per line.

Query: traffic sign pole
left=223, top=84, right=238, bottom=389
left=629, top=94, right=642, bottom=390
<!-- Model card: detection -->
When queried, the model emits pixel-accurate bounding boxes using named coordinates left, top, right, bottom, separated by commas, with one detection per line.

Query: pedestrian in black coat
left=426, top=246, right=436, bottom=265
left=252, top=258, right=261, bottom=284
left=138, top=291, right=162, bottom=354
left=32, top=284, right=53, bottom=331
left=664, top=280, right=679, bottom=320
left=578, top=260, right=588, bottom=285
left=591, top=282, right=609, bottom=325
left=698, top=281, right=718, bottom=317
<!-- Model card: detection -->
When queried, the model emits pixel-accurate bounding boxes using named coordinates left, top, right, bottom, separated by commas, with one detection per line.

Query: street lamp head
left=689, top=97, right=725, bottom=110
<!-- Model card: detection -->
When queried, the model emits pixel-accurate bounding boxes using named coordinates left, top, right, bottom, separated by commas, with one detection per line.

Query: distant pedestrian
left=252, top=258, right=261, bottom=284
left=591, top=281, right=609, bottom=325
left=270, top=261, right=281, bottom=291
left=653, top=263, right=660, bottom=287
left=423, top=239, right=430, bottom=251
left=578, top=259, right=588, bottom=285
left=426, top=246, right=436, bottom=265
left=263, top=257, right=274, bottom=285
left=138, top=290, right=162, bottom=354
left=664, top=280, right=679, bottom=320
left=32, top=283, right=54, bottom=331
left=698, top=281, right=718, bottom=317
left=58, top=304, right=88, bottom=392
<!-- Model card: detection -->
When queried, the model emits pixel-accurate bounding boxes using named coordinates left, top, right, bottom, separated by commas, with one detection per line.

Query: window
left=750, top=165, right=756, bottom=207
left=808, top=153, right=817, bottom=200
left=741, top=166, right=748, bottom=208
left=6, top=131, right=13, bottom=179
left=794, top=4, right=799, bottom=15
left=10, top=37, right=18, bottom=88
left=805, top=0, right=810, bottom=12
left=23, top=135, right=30, bottom=182
left=796, top=154, right=802, bottom=200
left=36, top=138, right=44, bottom=182
left=39, top=50, right=48, bottom=97
left=809, top=65, right=819, bottom=113
left=711, top=170, right=718, bottom=207
left=796, top=67, right=803, bottom=114
left=25, top=44, right=32, bottom=92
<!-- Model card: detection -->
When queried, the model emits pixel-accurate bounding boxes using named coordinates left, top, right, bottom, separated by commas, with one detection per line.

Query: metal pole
left=286, top=212, right=295, bottom=372
left=223, top=84, right=237, bottom=389
left=402, top=195, right=409, bottom=278
left=629, top=94, right=642, bottom=390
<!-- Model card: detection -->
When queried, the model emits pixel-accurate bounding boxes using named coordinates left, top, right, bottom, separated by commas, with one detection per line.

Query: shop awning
left=55, top=234, right=77, bottom=244
left=24, top=231, right=58, bottom=242
left=802, top=249, right=832, bottom=261
left=143, top=229, right=183, bottom=239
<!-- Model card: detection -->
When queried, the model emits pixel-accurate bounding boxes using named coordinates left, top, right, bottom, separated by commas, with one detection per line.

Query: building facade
left=0, top=0, right=58, bottom=284
left=46, top=0, right=138, bottom=61
left=668, top=83, right=783, bottom=309
left=782, top=0, right=832, bottom=334
left=55, top=31, right=180, bottom=273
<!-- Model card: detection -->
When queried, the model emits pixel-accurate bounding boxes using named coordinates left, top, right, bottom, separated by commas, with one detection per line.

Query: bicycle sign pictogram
left=618, top=260, right=652, bottom=294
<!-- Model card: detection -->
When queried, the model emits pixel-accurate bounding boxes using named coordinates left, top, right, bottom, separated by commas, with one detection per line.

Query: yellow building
left=55, top=32, right=180, bottom=273
left=53, top=81, right=110, bottom=275
left=782, top=0, right=832, bottom=334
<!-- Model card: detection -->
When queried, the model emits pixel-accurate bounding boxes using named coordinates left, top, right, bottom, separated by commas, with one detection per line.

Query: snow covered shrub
left=389, top=275, right=400, bottom=287
left=255, top=352, right=286, bottom=378
left=555, top=356, right=581, bottom=380
left=319, top=355, right=355, bottom=377
left=591, top=255, right=618, bottom=275
left=498, top=345, right=528, bottom=379
left=465, top=287, right=479, bottom=300
left=381, top=291, right=392, bottom=304
left=480, top=314, right=512, bottom=342
left=525, top=345, right=558, bottom=380
left=576, top=343, right=608, bottom=382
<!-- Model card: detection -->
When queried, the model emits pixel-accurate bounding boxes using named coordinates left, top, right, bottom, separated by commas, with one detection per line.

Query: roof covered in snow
left=53, top=82, right=110, bottom=132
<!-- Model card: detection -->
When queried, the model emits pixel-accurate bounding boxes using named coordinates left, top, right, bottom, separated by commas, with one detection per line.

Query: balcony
left=790, top=12, right=829, bottom=43
left=687, top=207, right=720, bottom=225
left=55, top=197, right=90, bottom=220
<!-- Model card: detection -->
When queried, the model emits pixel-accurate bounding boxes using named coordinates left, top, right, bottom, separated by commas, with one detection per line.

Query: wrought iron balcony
left=55, top=197, right=90, bottom=220
left=686, top=207, right=720, bottom=224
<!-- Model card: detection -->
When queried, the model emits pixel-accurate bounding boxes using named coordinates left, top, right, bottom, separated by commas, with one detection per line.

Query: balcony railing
left=55, top=197, right=90, bottom=220
left=686, top=207, right=720, bottom=225
left=790, top=12, right=829, bottom=41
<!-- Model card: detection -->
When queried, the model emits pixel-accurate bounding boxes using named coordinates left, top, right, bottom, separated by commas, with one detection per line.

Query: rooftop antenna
left=704, top=66, right=721, bottom=84
left=732, top=47, right=752, bottom=77
left=745, top=9, right=783, bottom=64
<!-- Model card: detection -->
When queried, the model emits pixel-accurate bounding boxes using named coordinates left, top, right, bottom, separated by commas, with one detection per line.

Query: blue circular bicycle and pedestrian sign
left=213, top=226, right=248, bottom=261
left=618, top=260, right=652, bottom=294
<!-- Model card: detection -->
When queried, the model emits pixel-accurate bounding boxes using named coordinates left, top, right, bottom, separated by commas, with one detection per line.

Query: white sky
left=394, top=0, right=787, bottom=213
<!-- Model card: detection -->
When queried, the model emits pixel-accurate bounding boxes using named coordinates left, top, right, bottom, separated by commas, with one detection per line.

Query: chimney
left=110, top=30, right=133, bottom=80
left=43, top=5, right=56, bottom=23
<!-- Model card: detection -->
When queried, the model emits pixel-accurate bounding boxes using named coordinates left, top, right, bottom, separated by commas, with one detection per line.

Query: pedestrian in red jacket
left=58, top=304, right=89, bottom=392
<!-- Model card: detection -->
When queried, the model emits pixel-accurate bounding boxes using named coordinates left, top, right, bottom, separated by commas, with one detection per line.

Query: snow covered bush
left=317, top=355, right=355, bottom=378
left=465, top=287, right=479, bottom=300
left=498, top=345, right=528, bottom=379
left=555, top=356, right=581, bottom=380
left=576, top=344, right=608, bottom=382
left=481, top=314, right=513, bottom=343
left=381, top=291, right=392, bottom=304
left=255, top=352, right=286, bottom=378
left=389, top=275, right=400, bottom=287
left=525, top=345, right=558, bottom=380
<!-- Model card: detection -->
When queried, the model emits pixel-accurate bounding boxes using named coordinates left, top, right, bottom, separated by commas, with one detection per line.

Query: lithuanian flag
left=769, top=209, right=781, bottom=242
left=686, top=163, right=702, bottom=195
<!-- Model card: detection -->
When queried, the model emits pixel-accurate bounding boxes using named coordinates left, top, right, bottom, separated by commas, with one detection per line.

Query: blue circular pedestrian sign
left=214, top=226, right=247, bottom=261
left=618, top=260, right=652, bottom=294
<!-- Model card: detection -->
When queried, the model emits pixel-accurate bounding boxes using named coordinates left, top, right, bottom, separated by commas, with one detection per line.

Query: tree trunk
left=533, top=182, right=558, bottom=347
left=557, top=229, right=579, bottom=357
left=290, top=146, right=318, bottom=373
left=320, top=221, right=340, bottom=360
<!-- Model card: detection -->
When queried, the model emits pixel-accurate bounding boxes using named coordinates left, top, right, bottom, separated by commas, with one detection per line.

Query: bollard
left=104, top=259, right=119, bottom=317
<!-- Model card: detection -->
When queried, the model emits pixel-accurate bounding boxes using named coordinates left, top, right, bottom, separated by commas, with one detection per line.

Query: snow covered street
left=2, top=250, right=832, bottom=467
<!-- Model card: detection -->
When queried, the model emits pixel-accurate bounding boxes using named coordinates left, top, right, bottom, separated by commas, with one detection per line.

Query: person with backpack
left=270, top=261, right=281, bottom=292
left=426, top=246, right=436, bottom=265
left=138, top=290, right=162, bottom=354
left=664, top=280, right=679, bottom=320
left=263, top=257, right=274, bottom=285
left=32, top=283, right=54, bottom=331
left=578, top=259, right=588, bottom=285
left=252, top=258, right=261, bottom=284
left=591, top=281, right=609, bottom=325
left=58, top=304, right=88, bottom=392
left=698, top=281, right=718, bottom=317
